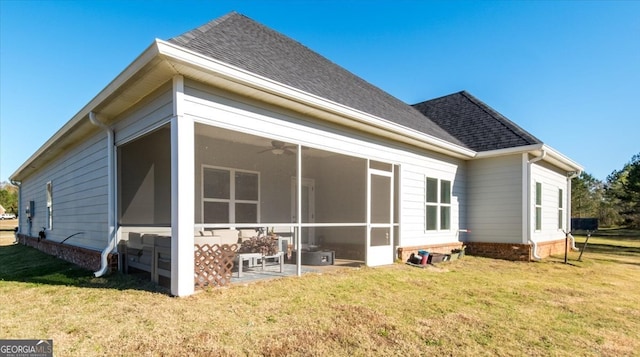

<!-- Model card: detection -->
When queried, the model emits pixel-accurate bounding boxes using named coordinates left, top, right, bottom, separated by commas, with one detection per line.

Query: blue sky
left=1, top=1, right=638, bottom=182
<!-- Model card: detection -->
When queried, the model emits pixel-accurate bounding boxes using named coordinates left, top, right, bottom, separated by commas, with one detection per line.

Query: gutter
left=89, top=112, right=117, bottom=277
left=527, top=150, right=546, bottom=260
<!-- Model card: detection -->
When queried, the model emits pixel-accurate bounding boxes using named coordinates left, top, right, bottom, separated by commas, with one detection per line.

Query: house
left=10, top=12, right=582, bottom=296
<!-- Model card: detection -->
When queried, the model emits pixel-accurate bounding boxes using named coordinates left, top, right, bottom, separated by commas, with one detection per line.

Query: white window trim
left=201, top=165, right=260, bottom=224
left=425, top=177, right=452, bottom=232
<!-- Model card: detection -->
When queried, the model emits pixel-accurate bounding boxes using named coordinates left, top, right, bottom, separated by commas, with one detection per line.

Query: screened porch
left=116, top=122, right=398, bottom=288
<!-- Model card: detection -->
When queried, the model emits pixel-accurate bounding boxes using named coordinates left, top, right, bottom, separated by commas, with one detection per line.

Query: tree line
left=0, top=181, right=18, bottom=215
left=572, top=152, right=640, bottom=228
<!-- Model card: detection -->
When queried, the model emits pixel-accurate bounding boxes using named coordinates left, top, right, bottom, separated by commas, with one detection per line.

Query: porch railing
left=194, top=243, right=238, bottom=289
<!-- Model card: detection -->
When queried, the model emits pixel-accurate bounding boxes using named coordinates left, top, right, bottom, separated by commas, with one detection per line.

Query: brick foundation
left=397, top=242, right=464, bottom=262
left=533, top=238, right=570, bottom=259
left=17, top=234, right=118, bottom=273
left=464, top=242, right=531, bottom=261
left=464, top=238, right=569, bottom=261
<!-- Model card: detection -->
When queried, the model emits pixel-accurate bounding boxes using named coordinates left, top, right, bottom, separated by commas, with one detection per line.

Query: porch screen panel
left=118, top=126, right=171, bottom=225
left=301, top=147, right=367, bottom=224
left=371, top=175, right=391, bottom=224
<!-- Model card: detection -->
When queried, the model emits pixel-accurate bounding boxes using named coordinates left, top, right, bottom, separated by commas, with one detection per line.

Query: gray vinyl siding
left=113, top=87, right=173, bottom=145
left=399, top=161, right=465, bottom=247
left=531, top=161, right=567, bottom=243
left=18, top=132, right=109, bottom=250
left=17, top=86, right=175, bottom=251
left=467, top=155, right=523, bottom=244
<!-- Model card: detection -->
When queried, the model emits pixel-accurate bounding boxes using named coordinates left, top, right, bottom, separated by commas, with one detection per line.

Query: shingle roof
left=412, top=91, right=542, bottom=152
left=168, top=12, right=465, bottom=147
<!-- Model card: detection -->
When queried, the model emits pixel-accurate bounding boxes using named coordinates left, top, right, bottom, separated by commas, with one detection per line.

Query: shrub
left=238, top=236, right=277, bottom=255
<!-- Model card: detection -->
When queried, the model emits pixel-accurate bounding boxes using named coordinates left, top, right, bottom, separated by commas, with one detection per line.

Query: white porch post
left=296, top=144, right=302, bottom=276
left=170, top=75, right=195, bottom=296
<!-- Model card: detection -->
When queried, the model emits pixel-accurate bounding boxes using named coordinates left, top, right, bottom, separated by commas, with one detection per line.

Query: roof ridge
left=459, top=91, right=541, bottom=144
left=412, top=90, right=466, bottom=107
left=166, top=13, right=467, bottom=148
left=169, top=11, right=241, bottom=46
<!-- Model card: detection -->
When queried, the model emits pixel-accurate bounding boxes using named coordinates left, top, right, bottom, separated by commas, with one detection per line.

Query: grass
left=1, top=229, right=639, bottom=356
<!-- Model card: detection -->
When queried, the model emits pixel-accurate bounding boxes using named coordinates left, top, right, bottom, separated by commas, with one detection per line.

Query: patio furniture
left=290, top=250, right=335, bottom=265
left=260, top=251, right=285, bottom=272
left=237, top=252, right=262, bottom=277
left=195, top=229, right=240, bottom=246
left=122, top=233, right=172, bottom=285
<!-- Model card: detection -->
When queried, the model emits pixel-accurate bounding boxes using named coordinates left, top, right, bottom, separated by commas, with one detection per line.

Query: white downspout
left=530, top=238, right=542, bottom=260
left=10, top=180, right=21, bottom=242
left=568, top=233, right=580, bottom=252
left=89, top=112, right=116, bottom=277
left=528, top=150, right=546, bottom=260
left=566, top=171, right=580, bottom=251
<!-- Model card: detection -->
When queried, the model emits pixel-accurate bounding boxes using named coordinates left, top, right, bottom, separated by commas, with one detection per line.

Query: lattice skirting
left=194, top=243, right=238, bottom=289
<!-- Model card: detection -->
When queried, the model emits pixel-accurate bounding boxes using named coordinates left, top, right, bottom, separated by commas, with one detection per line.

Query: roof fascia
left=540, top=144, right=583, bottom=173
left=474, top=144, right=544, bottom=158
left=10, top=42, right=162, bottom=181
left=155, top=40, right=475, bottom=158
left=474, top=143, right=583, bottom=173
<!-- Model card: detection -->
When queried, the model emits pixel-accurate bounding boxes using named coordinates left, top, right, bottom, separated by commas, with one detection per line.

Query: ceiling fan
left=258, top=140, right=297, bottom=155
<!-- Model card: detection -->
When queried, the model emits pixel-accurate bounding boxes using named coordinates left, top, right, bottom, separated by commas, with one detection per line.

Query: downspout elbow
left=529, top=149, right=546, bottom=164
left=568, top=233, right=580, bottom=252
left=89, top=111, right=107, bottom=130
left=529, top=239, right=542, bottom=261
left=89, top=112, right=116, bottom=277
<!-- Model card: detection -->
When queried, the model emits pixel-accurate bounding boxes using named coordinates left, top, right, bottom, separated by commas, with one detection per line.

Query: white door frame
left=291, top=177, right=315, bottom=245
left=367, top=166, right=394, bottom=266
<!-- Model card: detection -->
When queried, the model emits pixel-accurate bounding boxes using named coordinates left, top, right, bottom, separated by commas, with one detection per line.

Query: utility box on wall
left=25, top=200, right=34, bottom=218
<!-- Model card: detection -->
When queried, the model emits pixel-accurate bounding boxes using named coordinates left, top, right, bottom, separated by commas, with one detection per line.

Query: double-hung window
left=558, top=188, right=564, bottom=229
left=425, top=177, right=451, bottom=231
left=535, top=182, right=542, bottom=231
left=202, top=166, right=259, bottom=224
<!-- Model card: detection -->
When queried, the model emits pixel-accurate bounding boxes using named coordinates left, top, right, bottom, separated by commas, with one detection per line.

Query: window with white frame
left=46, top=181, right=53, bottom=229
left=535, top=182, right=542, bottom=231
left=558, top=188, right=564, bottom=229
left=425, top=177, right=451, bottom=231
left=202, top=166, right=259, bottom=224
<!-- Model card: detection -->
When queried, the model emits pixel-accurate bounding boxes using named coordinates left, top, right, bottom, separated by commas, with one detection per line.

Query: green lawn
left=1, top=229, right=639, bottom=356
